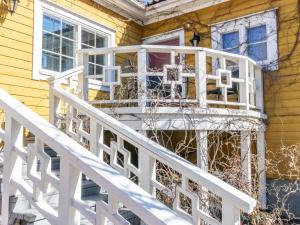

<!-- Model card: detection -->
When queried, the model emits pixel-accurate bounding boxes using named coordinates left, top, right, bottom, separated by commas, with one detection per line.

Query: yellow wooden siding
left=143, top=0, right=300, bottom=179
left=0, top=0, right=142, bottom=120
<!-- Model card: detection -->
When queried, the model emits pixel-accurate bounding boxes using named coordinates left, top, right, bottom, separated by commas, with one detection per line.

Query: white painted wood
left=78, top=53, right=89, bottom=101
left=222, top=198, right=240, bottom=225
left=257, top=130, right=266, bottom=208
left=241, top=131, right=252, bottom=191
left=195, top=51, right=207, bottom=108
left=196, top=130, right=208, bottom=171
left=1, top=116, right=23, bottom=225
left=138, top=48, right=148, bottom=107
left=255, top=67, right=264, bottom=112
left=239, top=59, right=250, bottom=111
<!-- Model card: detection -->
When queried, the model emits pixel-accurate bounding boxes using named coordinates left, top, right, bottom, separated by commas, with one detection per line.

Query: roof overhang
left=94, top=0, right=229, bottom=25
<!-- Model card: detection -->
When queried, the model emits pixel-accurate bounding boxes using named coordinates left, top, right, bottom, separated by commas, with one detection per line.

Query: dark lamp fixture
left=5, top=0, right=19, bottom=15
left=190, top=32, right=201, bottom=47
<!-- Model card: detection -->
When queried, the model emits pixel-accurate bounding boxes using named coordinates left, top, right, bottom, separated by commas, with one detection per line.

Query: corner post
left=222, top=198, right=240, bottom=225
left=257, top=129, right=266, bottom=208
left=239, top=58, right=250, bottom=111
left=241, top=130, right=252, bottom=191
left=78, top=52, right=89, bottom=101
left=49, top=80, right=60, bottom=125
left=255, top=67, right=264, bottom=112
left=138, top=48, right=147, bottom=108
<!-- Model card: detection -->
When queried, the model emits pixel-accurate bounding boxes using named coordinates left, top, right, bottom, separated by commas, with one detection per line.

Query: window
left=33, top=0, right=115, bottom=82
left=211, top=9, right=278, bottom=70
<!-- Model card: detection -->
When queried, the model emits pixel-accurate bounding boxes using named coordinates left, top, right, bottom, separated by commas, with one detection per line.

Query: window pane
left=42, top=32, right=60, bottom=53
left=42, top=51, right=60, bottom=72
left=222, top=31, right=239, bottom=49
left=248, top=42, right=267, bottom=61
left=96, top=65, right=103, bottom=75
left=43, top=15, right=61, bottom=35
left=62, top=22, right=75, bottom=39
left=96, top=35, right=106, bottom=48
left=82, top=30, right=95, bottom=47
left=96, top=55, right=105, bottom=65
left=247, top=25, right=267, bottom=43
left=61, top=57, right=74, bottom=72
left=89, top=64, right=95, bottom=75
left=89, top=55, right=95, bottom=63
left=225, top=47, right=240, bottom=55
left=62, top=39, right=74, bottom=57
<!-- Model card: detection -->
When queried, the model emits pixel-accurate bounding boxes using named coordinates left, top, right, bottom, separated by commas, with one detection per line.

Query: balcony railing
left=76, top=45, right=264, bottom=112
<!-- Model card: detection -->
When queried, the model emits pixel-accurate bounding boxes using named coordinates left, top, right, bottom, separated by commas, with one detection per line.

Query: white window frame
left=211, top=9, right=278, bottom=70
left=33, top=0, right=116, bottom=89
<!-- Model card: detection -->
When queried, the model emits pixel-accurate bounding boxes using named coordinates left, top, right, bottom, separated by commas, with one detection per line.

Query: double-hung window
left=211, top=9, right=278, bottom=70
left=33, top=0, right=115, bottom=82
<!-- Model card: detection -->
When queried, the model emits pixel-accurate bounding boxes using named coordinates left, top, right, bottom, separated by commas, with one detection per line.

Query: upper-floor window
left=211, top=9, right=278, bottom=70
left=33, top=0, right=115, bottom=81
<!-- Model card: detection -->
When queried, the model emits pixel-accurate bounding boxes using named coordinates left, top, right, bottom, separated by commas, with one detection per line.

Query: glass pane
left=62, top=21, right=75, bottom=39
left=89, top=64, right=95, bottom=75
left=62, top=39, right=74, bottom=57
left=96, top=35, right=106, bottom=48
left=42, top=32, right=60, bottom=53
left=42, top=51, right=60, bottom=72
left=61, top=57, right=74, bottom=72
left=89, top=55, right=95, bottom=63
left=43, top=15, right=61, bottom=35
left=82, top=30, right=95, bottom=47
left=225, top=47, right=240, bottom=55
left=223, top=31, right=239, bottom=50
left=96, top=65, right=103, bottom=75
left=248, top=42, right=267, bottom=61
left=96, top=55, right=105, bottom=65
left=247, top=25, right=267, bottom=43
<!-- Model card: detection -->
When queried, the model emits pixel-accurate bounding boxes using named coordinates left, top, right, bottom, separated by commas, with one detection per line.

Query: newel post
left=78, top=52, right=89, bottom=101
left=2, top=116, right=23, bottom=225
left=195, top=51, right=207, bottom=108
left=58, top=156, right=82, bottom=225
left=49, top=80, right=60, bottom=125
left=222, top=198, right=240, bottom=225
left=137, top=48, right=147, bottom=108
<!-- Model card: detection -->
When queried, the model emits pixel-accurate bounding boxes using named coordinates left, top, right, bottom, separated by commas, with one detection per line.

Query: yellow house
left=0, top=0, right=299, bottom=224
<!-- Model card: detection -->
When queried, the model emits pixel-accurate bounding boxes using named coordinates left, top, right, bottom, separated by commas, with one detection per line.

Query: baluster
left=239, top=58, right=250, bottom=110
left=90, top=119, right=104, bottom=160
left=2, top=116, right=23, bottom=225
left=222, top=198, right=240, bottom=225
left=195, top=51, right=207, bottom=108
left=58, top=156, right=82, bottom=225
left=255, top=67, right=264, bottom=112
left=138, top=48, right=147, bottom=108
left=49, top=81, right=61, bottom=126
left=78, top=52, right=89, bottom=101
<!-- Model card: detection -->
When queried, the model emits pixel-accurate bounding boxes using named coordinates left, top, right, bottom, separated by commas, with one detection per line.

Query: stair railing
left=0, top=88, right=190, bottom=225
left=49, top=72, right=257, bottom=225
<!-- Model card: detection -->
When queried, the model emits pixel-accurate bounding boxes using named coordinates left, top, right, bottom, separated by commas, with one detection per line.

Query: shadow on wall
left=0, top=0, right=8, bottom=24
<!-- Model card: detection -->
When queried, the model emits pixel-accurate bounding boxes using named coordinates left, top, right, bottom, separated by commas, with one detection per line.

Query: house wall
left=0, top=0, right=142, bottom=120
left=143, top=0, right=300, bottom=180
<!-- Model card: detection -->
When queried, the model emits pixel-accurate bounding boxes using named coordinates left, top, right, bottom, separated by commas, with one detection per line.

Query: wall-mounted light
left=190, top=32, right=201, bottom=47
left=5, top=0, right=20, bottom=15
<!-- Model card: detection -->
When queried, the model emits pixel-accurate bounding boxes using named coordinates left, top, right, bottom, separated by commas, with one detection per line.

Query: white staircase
left=0, top=45, right=259, bottom=224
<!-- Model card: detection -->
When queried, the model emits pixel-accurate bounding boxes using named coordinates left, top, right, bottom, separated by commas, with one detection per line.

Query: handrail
left=77, top=44, right=259, bottom=66
left=52, top=87, right=257, bottom=213
left=0, top=88, right=190, bottom=225
left=47, top=66, right=84, bottom=84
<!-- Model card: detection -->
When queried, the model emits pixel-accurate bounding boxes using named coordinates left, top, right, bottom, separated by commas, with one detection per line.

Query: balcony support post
left=138, top=48, right=147, bottom=108
left=196, top=130, right=208, bottom=171
left=78, top=52, right=89, bottom=102
left=239, top=59, right=250, bottom=111
left=241, top=130, right=252, bottom=191
left=255, top=67, right=264, bottom=112
left=257, top=129, right=266, bottom=208
left=195, top=51, right=207, bottom=108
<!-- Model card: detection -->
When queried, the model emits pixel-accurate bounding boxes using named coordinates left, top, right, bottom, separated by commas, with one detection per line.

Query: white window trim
left=33, top=0, right=116, bottom=89
left=211, top=9, right=278, bottom=70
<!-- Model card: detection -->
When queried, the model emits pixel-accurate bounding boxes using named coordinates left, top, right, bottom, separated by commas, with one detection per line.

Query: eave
left=94, top=0, right=229, bottom=25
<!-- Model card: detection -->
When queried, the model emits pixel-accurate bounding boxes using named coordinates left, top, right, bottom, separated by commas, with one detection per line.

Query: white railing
left=48, top=77, right=257, bottom=225
left=76, top=45, right=264, bottom=112
left=0, top=88, right=191, bottom=225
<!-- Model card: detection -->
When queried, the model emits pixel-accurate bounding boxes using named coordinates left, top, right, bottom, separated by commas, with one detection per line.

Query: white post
left=78, top=52, right=89, bottom=101
left=138, top=48, right=147, bottom=108
left=196, top=130, right=208, bottom=171
left=49, top=81, right=60, bottom=125
left=58, top=157, right=82, bottom=225
left=239, top=59, right=249, bottom=111
left=222, top=198, right=240, bottom=225
left=138, top=130, right=156, bottom=195
left=90, top=119, right=104, bottom=161
left=195, top=51, right=207, bottom=108
left=255, top=67, right=264, bottom=113
left=257, top=130, right=266, bottom=208
left=2, top=116, right=23, bottom=225
left=241, top=131, right=252, bottom=191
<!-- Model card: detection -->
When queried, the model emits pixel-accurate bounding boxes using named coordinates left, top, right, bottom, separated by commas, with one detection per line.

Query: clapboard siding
left=143, top=0, right=300, bottom=179
left=0, top=0, right=142, bottom=119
